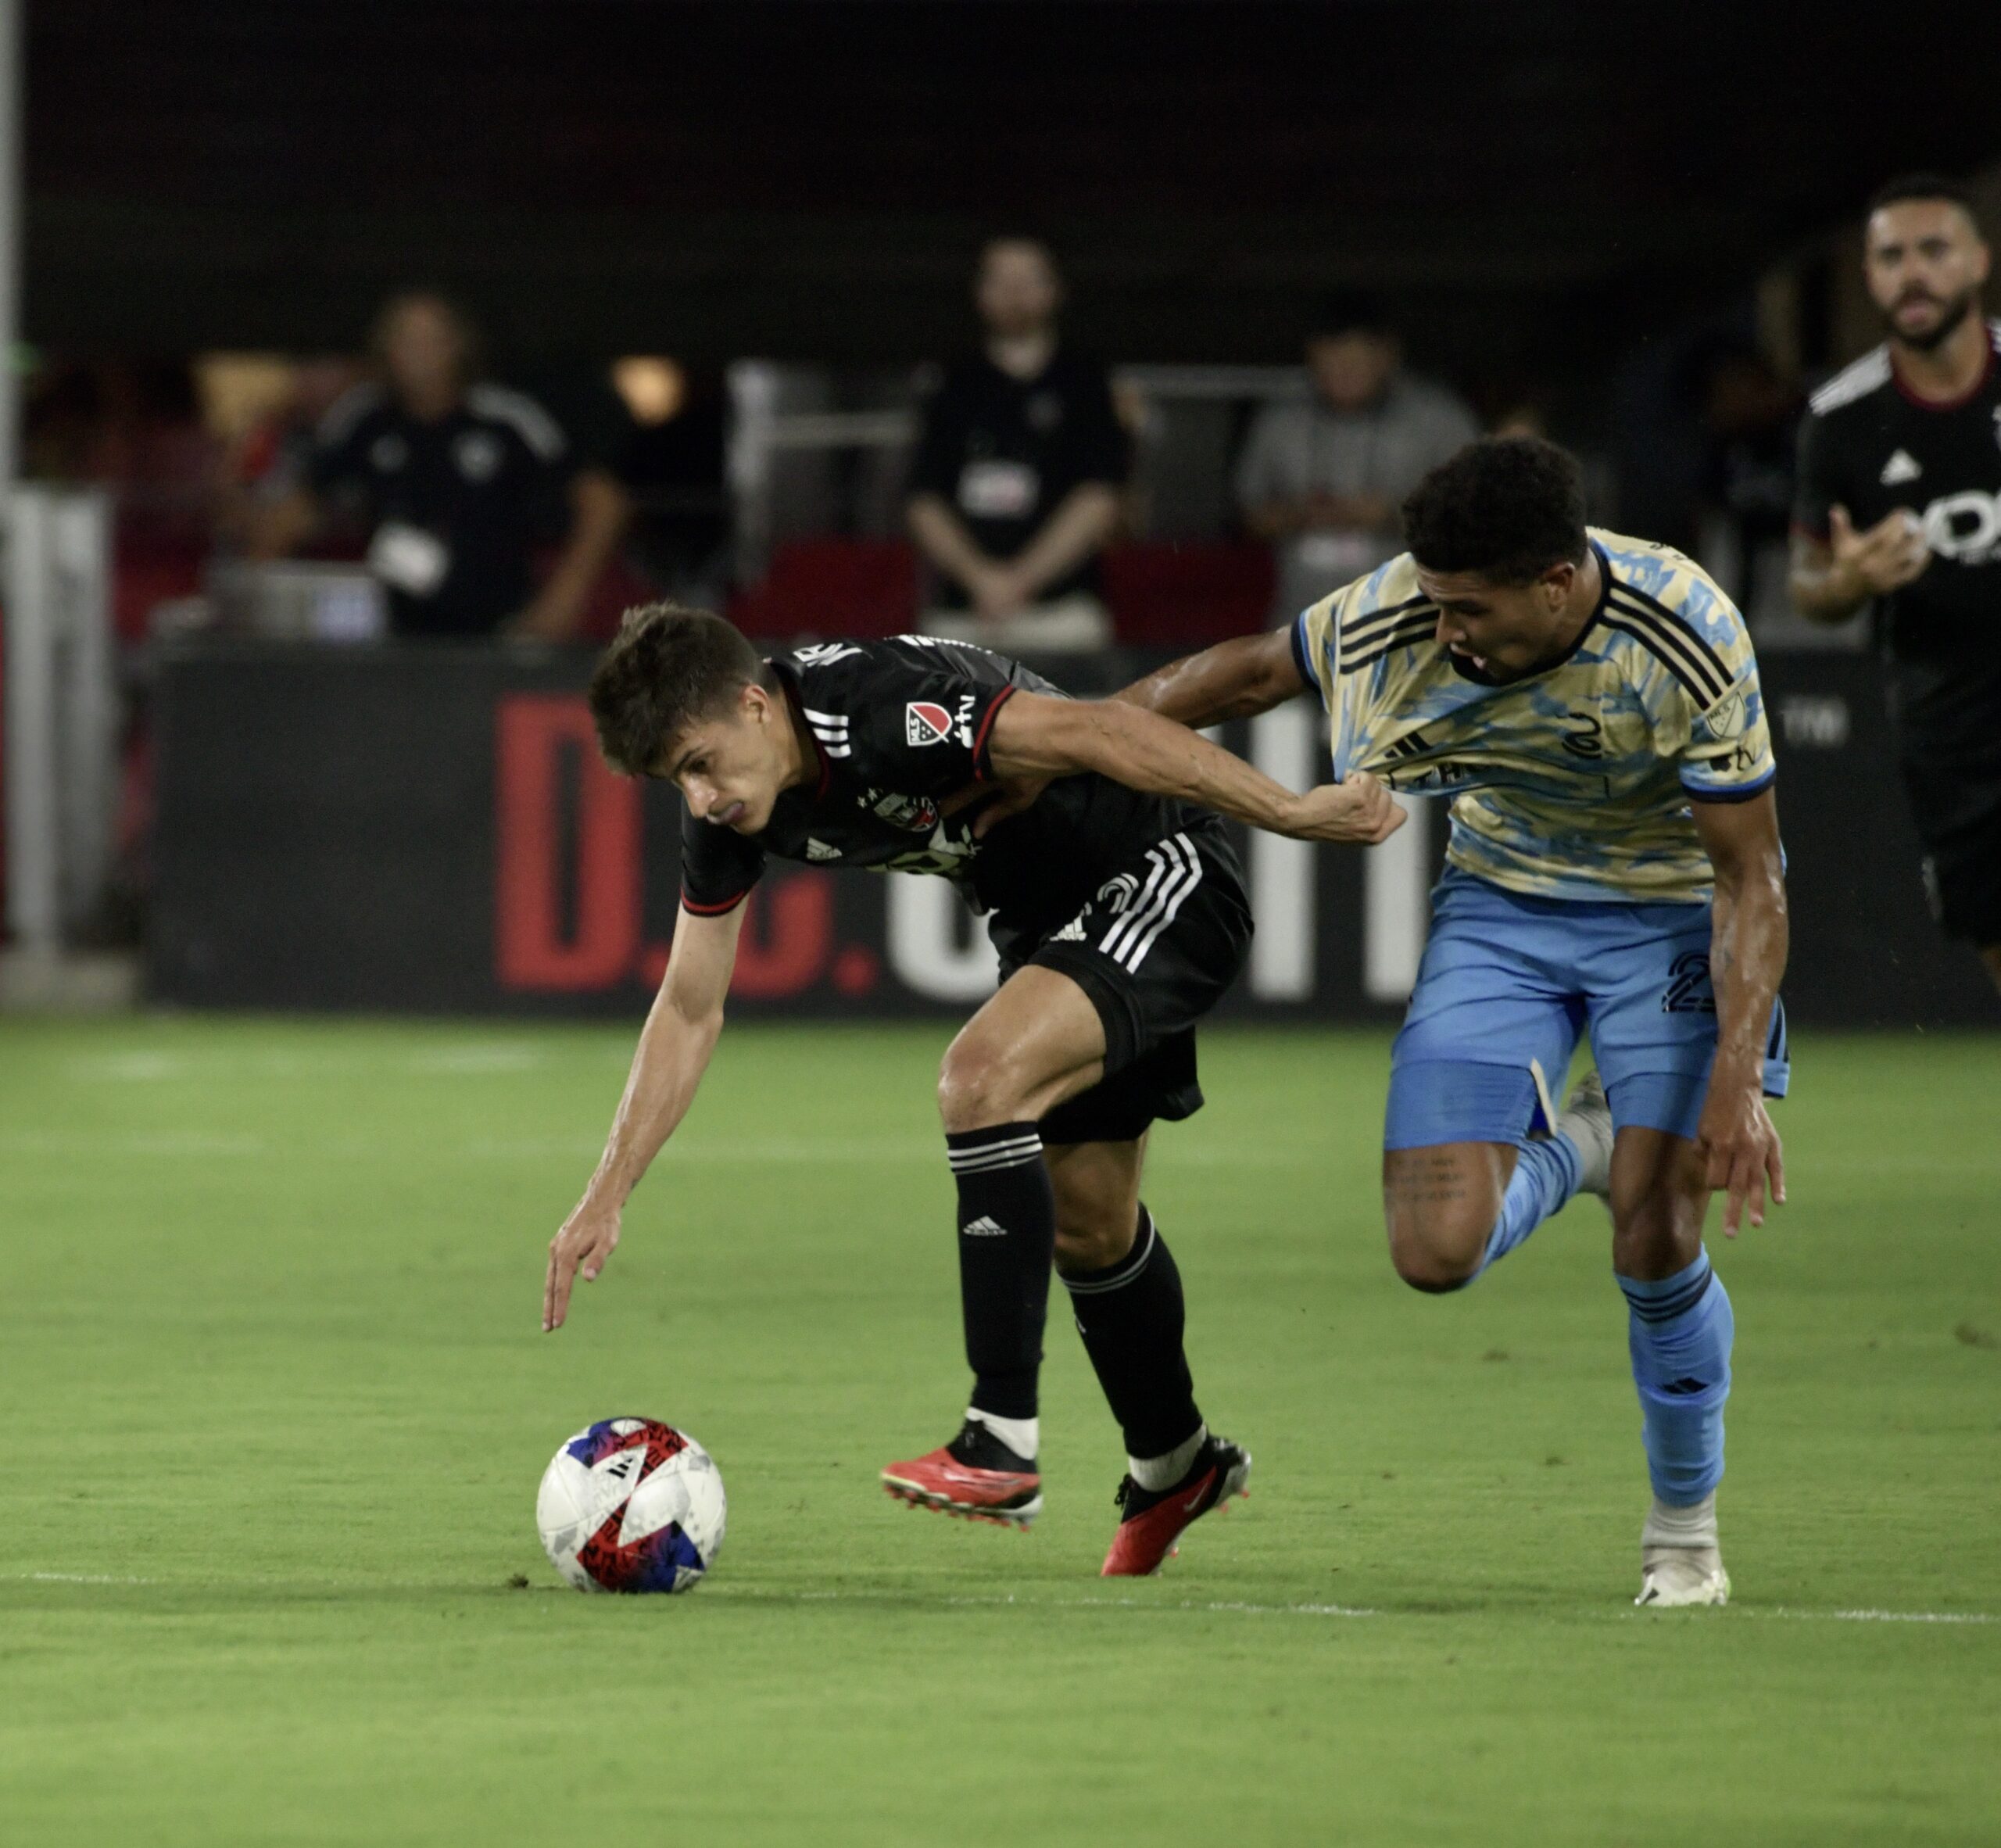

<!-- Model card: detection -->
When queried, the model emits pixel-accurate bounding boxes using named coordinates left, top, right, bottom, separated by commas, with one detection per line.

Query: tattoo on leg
left=1387, top=1149, right=1473, bottom=1207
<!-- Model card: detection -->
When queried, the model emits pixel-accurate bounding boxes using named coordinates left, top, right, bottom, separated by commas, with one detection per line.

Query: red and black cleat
left=1100, top=1434, right=1251, bottom=1577
left=881, top=1420, right=1043, bottom=1528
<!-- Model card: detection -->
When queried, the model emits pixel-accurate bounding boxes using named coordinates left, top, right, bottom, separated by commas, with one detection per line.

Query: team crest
left=453, top=430, right=503, bottom=482
left=905, top=701, right=955, bottom=746
left=865, top=789, right=940, bottom=832
left=1559, top=713, right=1605, bottom=759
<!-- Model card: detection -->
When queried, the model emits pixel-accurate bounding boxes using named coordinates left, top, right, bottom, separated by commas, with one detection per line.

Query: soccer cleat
left=1100, top=1434, right=1251, bottom=1578
left=880, top=1420, right=1043, bottom=1527
left=1556, top=1069, right=1615, bottom=1198
left=1636, top=1545, right=1731, bottom=1607
left=1636, top=1492, right=1728, bottom=1606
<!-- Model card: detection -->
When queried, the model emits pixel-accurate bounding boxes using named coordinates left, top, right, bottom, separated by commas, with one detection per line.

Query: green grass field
left=1, top=1016, right=1996, bottom=1846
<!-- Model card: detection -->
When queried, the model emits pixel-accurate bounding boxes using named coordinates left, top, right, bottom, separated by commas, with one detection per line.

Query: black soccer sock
left=1061, top=1206, right=1203, bottom=1464
left=945, top=1122, right=1057, bottom=1425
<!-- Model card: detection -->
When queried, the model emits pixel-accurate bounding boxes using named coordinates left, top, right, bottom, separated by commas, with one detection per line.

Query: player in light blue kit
left=1115, top=437, right=1789, bottom=1605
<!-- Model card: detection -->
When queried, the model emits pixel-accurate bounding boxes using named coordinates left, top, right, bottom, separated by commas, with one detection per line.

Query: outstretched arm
left=1115, top=626, right=1310, bottom=728
left=986, top=688, right=1401, bottom=844
left=1691, top=789, right=1790, bottom=1237
left=542, top=903, right=745, bottom=1330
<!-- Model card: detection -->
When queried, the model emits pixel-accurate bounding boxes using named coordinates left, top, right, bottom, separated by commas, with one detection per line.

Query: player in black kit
left=1792, top=174, right=2001, bottom=993
left=542, top=604, right=1402, bottom=1574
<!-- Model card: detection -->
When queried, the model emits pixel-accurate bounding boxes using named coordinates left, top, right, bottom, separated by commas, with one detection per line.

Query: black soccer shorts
left=993, top=822, right=1253, bottom=1144
left=1899, top=752, right=2001, bottom=946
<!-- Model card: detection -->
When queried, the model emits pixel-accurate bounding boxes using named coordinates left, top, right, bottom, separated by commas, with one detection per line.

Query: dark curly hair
left=1401, top=436, right=1588, bottom=586
left=588, top=602, right=777, bottom=777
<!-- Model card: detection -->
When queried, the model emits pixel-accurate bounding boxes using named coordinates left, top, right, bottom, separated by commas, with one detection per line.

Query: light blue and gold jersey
left=1290, top=529, right=1775, bottom=904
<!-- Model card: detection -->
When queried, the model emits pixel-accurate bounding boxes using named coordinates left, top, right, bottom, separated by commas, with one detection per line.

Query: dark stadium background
left=8, top=0, right=2001, bottom=1023
left=30, top=2, right=2001, bottom=370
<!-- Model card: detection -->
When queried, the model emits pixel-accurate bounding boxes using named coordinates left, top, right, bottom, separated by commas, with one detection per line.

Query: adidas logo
left=1881, top=449, right=1923, bottom=485
left=805, top=838, right=841, bottom=861
left=1051, top=916, right=1087, bottom=943
left=961, top=1216, right=1008, bottom=1238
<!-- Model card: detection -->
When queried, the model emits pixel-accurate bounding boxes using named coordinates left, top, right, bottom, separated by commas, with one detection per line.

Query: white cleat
left=1636, top=1492, right=1729, bottom=1606
left=1637, top=1546, right=1731, bottom=1607
left=1556, top=1069, right=1614, bottom=1198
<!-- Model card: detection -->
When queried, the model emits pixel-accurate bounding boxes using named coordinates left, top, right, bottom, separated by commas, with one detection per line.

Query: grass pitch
left=1, top=1015, right=1996, bottom=1846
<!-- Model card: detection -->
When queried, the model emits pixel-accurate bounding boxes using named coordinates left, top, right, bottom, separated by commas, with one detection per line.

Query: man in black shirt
left=906, top=238, right=1127, bottom=654
left=542, top=605, right=1402, bottom=1575
left=1792, top=175, right=2001, bottom=993
left=250, top=292, right=629, bottom=641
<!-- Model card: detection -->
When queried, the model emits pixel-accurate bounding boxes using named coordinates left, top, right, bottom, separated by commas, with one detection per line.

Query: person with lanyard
left=249, top=292, right=628, bottom=641
left=905, top=238, right=1129, bottom=655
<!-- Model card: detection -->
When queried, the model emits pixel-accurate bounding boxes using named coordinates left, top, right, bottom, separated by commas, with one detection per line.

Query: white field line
left=0, top=1130, right=266, bottom=1157
left=1748, top=1607, right=1997, bottom=1626
left=16, top=1572, right=159, bottom=1585
left=6, top=1573, right=1989, bottom=1625
left=64, top=1044, right=549, bottom=1083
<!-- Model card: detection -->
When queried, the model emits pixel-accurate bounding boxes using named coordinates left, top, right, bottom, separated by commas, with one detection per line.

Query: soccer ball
left=536, top=1417, right=727, bottom=1593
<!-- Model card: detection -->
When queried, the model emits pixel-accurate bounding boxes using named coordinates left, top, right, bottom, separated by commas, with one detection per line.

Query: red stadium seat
left=1102, top=541, right=1276, bottom=648
left=571, top=557, right=660, bottom=642
left=730, top=539, right=919, bottom=640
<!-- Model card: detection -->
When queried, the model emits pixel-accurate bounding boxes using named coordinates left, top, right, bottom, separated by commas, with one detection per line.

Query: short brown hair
left=588, top=603, right=775, bottom=776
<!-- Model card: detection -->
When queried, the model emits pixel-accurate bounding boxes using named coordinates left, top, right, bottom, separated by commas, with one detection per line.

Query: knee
left=1385, top=1212, right=1488, bottom=1293
left=936, top=1036, right=1029, bottom=1134
left=1612, top=1203, right=1701, bottom=1280
left=1054, top=1214, right=1135, bottom=1275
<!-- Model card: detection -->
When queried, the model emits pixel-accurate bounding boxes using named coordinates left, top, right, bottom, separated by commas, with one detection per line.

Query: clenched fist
left=1279, top=772, right=1406, bottom=844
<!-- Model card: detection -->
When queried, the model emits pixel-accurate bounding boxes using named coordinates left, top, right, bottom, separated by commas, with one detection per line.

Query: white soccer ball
left=536, top=1417, right=727, bottom=1593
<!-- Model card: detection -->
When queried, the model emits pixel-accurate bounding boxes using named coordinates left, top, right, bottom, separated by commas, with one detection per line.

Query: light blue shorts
left=1384, top=868, right=1790, bottom=1150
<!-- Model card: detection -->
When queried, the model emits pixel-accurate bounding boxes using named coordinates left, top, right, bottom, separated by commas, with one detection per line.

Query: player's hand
left=1829, top=504, right=1930, bottom=596
left=544, top=1195, right=623, bottom=1332
left=1278, top=772, right=1406, bottom=844
left=1695, top=1083, right=1785, bottom=1238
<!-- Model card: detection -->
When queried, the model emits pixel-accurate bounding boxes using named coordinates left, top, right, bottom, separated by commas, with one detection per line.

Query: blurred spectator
left=1236, top=294, right=1479, bottom=615
left=247, top=292, right=628, bottom=640
left=1692, top=342, right=1803, bottom=632
left=905, top=238, right=1128, bottom=653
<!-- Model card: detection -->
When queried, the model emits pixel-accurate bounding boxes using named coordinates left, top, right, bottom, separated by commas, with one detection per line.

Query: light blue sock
left=1619, top=1249, right=1734, bottom=1505
left=1473, top=1132, right=1584, bottom=1276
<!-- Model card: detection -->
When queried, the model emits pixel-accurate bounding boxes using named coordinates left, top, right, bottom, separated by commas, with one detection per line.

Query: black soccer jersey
left=905, top=351, right=1129, bottom=607
left=1794, top=321, right=2001, bottom=757
left=678, top=635, right=1219, bottom=937
left=309, top=382, right=573, bottom=638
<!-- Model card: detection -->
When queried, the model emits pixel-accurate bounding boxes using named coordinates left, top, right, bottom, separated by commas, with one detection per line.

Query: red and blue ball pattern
left=543, top=1417, right=717, bottom=1594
